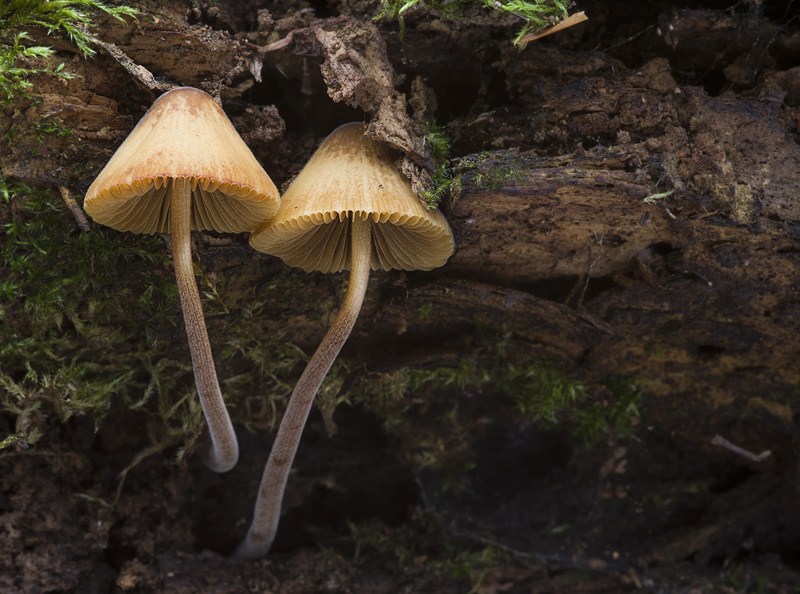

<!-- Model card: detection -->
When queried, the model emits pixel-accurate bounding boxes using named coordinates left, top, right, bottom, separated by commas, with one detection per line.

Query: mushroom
left=236, top=122, right=454, bottom=559
left=84, top=87, right=280, bottom=473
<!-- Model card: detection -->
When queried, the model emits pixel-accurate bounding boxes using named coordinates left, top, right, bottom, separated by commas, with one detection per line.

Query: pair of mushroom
left=84, top=87, right=454, bottom=559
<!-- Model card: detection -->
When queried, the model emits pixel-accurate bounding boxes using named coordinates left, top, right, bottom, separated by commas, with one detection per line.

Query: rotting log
left=1, top=2, right=800, bottom=591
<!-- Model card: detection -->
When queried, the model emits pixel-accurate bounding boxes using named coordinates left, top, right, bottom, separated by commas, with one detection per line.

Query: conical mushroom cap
left=249, top=123, right=455, bottom=273
left=84, top=87, right=280, bottom=235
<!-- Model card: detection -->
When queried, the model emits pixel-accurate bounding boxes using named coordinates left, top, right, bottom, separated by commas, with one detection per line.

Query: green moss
left=0, top=178, right=174, bottom=447
left=0, top=180, right=247, bottom=471
left=202, top=266, right=362, bottom=442
left=0, top=178, right=328, bottom=487
left=419, top=119, right=455, bottom=209
left=572, top=375, right=642, bottom=444
left=33, top=118, right=72, bottom=142
left=490, top=161, right=529, bottom=189
left=454, top=150, right=532, bottom=190
left=348, top=510, right=521, bottom=590
left=3, top=124, right=17, bottom=144
left=419, top=124, right=539, bottom=206
left=0, top=0, right=138, bottom=103
left=416, top=302, right=434, bottom=320
left=409, top=358, right=640, bottom=446
left=375, top=0, right=571, bottom=45
left=207, top=273, right=318, bottom=435
left=501, top=360, right=587, bottom=422
left=410, top=357, right=491, bottom=392
left=642, top=188, right=675, bottom=205
left=0, top=32, right=74, bottom=103
left=353, top=349, right=642, bottom=493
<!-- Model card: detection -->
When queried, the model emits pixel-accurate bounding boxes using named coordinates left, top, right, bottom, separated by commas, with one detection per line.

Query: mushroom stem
left=170, top=177, right=239, bottom=473
left=234, top=214, right=373, bottom=560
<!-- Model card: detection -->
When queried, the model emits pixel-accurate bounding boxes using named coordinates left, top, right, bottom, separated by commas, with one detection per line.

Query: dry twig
left=518, top=11, right=588, bottom=44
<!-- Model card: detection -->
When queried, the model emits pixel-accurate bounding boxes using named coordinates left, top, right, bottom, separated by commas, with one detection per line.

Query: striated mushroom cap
left=84, top=87, right=280, bottom=235
left=249, top=122, right=454, bottom=273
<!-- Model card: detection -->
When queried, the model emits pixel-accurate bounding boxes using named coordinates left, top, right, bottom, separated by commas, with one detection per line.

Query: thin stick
left=518, top=11, right=588, bottom=44
left=171, top=177, right=239, bottom=473
left=58, top=185, right=90, bottom=231
left=234, top=215, right=373, bottom=560
left=96, top=40, right=173, bottom=92
left=711, top=434, right=771, bottom=463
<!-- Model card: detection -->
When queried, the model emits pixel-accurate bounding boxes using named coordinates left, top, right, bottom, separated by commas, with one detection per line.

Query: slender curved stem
left=234, top=215, right=372, bottom=560
left=171, top=177, right=239, bottom=473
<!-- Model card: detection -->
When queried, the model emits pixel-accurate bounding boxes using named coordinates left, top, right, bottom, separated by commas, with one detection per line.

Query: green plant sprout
left=643, top=188, right=676, bottom=205
left=0, top=0, right=138, bottom=102
left=376, top=0, right=571, bottom=45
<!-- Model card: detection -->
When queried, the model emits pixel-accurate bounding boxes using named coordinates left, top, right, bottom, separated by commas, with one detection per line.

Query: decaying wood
left=2, top=1, right=800, bottom=591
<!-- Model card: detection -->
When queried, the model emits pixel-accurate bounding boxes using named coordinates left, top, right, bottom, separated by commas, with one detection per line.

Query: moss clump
left=419, top=119, right=457, bottom=209
left=0, top=32, right=73, bottom=103
left=0, top=178, right=172, bottom=448
left=456, top=150, right=529, bottom=190
left=408, top=358, right=641, bottom=446
left=352, top=352, right=641, bottom=494
left=348, top=510, right=520, bottom=590
left=0, top=177, right=319, bottom=470
left=416, top=302, right=434, bottom=320
left=0, top=0, right=138, bottom=102
left=376, top=0, right=571, bottom=45
left=33, top=118, right=71, bottom=142
left=217, top=300, right=308, bottom=435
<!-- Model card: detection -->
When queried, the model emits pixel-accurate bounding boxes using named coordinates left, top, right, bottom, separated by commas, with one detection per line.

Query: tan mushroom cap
left=84, top=87, right=280, bottom=235
left=249, top=122, right=454, bottom=273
